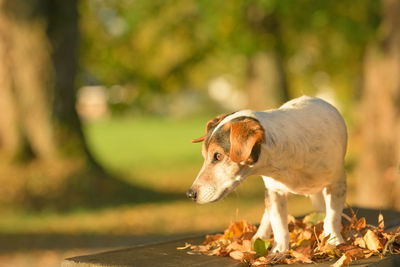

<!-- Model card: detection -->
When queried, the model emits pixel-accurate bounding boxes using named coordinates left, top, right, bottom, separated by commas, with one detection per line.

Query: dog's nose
left=186, top=189, right=197, bottom=201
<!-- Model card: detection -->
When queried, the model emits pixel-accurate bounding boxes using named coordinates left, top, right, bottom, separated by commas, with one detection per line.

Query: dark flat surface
left=63, top=235, right=242, bottom=267
left=63, top=207, right=400, bottom=267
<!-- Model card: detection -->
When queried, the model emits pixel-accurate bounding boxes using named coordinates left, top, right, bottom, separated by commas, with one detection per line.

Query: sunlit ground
left=0, top=116, right=353, bottom=266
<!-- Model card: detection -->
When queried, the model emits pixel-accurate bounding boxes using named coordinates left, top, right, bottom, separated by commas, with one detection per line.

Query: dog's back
left=254, top=96, right=347, bottom=194
left=279, top=96, right=347, bottom=154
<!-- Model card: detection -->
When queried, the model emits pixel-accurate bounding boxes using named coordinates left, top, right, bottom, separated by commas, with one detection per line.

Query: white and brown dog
left=187, top=96, right=347, bottom=253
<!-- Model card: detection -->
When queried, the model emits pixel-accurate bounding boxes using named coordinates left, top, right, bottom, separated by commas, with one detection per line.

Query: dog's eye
left=213, top=152, right=223, bottom=161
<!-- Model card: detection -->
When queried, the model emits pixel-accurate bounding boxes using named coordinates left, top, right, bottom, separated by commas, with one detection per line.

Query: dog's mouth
left=210, top=187, right=230, bottom=203
left=209, top=179, right=242, bottom=203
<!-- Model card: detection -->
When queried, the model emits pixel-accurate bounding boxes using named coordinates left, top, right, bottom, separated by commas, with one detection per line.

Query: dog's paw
left=265, top=249, right=288, bottom=264
left=326, top=233, right=344, bottom=246
left=271, top=241, right=289, bottom=253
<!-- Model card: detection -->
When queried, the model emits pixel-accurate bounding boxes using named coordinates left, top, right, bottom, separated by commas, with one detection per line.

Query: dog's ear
left=191, top=114, right=229, bottom=143
left=229, top=119, right=265, bottom=163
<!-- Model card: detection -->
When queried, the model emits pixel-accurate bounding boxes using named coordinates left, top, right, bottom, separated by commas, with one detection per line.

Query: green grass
left=0, top=115, right=315, bottom=236
left=83, top=116, right=206, bottom=191
left=85, top=116, right=205, bottom=169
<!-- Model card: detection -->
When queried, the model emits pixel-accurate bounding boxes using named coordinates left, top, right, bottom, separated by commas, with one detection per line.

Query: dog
left=186, top=96, right=347, bottom=253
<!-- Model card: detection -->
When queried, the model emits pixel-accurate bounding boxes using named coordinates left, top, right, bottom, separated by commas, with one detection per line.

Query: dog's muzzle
left=186, top=188, right=197, bottom=201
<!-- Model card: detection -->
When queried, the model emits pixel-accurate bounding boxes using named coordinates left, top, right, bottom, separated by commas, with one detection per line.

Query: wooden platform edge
left=61, top=207, right=400, bottom=267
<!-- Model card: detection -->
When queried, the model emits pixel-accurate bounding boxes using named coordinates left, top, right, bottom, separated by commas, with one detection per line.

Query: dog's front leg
left=252, top=189, right=272, bottom=241
left=268, top=189, right=289, bottom=253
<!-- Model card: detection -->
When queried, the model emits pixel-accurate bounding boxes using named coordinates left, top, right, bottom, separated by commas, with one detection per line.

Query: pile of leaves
left=177, top=210, right=400, bottom=266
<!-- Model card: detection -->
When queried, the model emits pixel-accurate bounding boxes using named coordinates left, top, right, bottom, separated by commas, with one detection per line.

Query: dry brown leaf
left=288, top=214, right=296, bottom=224
left=203, top=233, right=223, bottom=244
left=242, top=240, right=252, bottom=251
left=320, top=233, right=331, bottom=248
left=176, top=243, right=191, bottom=250
left=354, top=217, right=366, bottom=230
left=364, top=229, right=382, bottom=251
left=364, top=251, right=375, bottom=258
left=252, top=259, right=270, bottom=266
left=224, top=220, right=257, bottom=240
left=229, top=250, right=244, bottom=260
left=347, top=247, right=364, bottom=260
left=226, top=241, right=243, bottom=252
left=320, top=243, right=339, bottom=257
left=331, top=252, right=351, bottom=267
left=203, top=247, right=219, bottom=256
left=254, top=256, right=269, bottom=264
left=291, top=249, right=313, bottom=263
left=354, top=237, right=366, bottom=248
left=296, top=239, right=312, bottom=249
left=183, top=212, right=400, bottom=266
left=378, top=213, right=385, bottom=230
left=337, top=244, right=364, bottom=260
left=301, top=228, right=313, bottom=240
left=196, top=245, right=210, bottom=253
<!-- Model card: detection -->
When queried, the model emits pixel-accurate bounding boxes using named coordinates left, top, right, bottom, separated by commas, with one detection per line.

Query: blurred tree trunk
left=355, top=0, right=400, bottom=209
left=244, top=3, right=289, bottom=110
left=47, top=0, right=100, bottom=168
left=246, top=51, right=289, bottom=110
left=0, top=0, right=102, bottom=208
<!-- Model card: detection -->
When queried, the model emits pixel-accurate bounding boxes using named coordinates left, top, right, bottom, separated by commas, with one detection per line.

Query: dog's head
left=187, top=113, right=266, bottom=204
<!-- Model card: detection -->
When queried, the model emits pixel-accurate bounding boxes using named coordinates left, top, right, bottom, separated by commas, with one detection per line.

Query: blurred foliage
left=78, top=0, right=381, bottom=117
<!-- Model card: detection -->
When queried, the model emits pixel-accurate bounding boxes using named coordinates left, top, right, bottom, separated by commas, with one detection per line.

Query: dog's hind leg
left=322, top=171, right=346, bottom=245
left=268, top=189, right=289, bottom=252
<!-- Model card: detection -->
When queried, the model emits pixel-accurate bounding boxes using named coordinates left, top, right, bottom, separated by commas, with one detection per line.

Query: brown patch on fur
left=206, top=122, right=231, bottom=154
left=229, top=118, right=266, bottom=163
left=191, top=113, right=230, bottom=143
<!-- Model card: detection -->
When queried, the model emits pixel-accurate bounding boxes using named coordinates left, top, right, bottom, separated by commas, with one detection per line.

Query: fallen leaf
left=331, top=252, right=350, bottom=267
left=183, top=212, right=400, bottom=266
left=296, top=238, right=312, bottom=249
left=354, top=217, right=366, bottom=230
left=224, top=220, right=257, bottom=240
left=229, top=250, right=244, bottom=260
left=378, top=213, right=384, bottom=230
left=186, top=251, right=201, bottom=255
left=267, top=252, right=287, bottom=264
left=337, top=244, right=364, bottom=260
left=195, top=245, right=210, bottom=253
left=253, top=238, right=270, bottom=256
left=291, top=247, right=313, bottom=263
left=288, top=214, right=296, bottom=224
left=354, top=237, right=366, bottom=248
left=347, top=248, right=364, bottom=260
left=364, top=251, right=375, bottom=258
left=301, top=228, right=313, bottom=240
left=242, top=240, right=252, bottom=251
left=252, top=259, right=270, bottom=266
left=204, top=234, right=223, bottom=244
left=364, top=229, right=382, bottom=251
left=226, top=241, right=244, bottom=252
left=320, top=234, right=331, bottom=248
left=207, top=247, right=221, bottom=256
left=254, top=256, right=269, bottom=263
left=319, top=242, right=339, bottom=257
left=176, top=243, right=191, bottom=250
